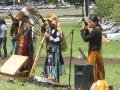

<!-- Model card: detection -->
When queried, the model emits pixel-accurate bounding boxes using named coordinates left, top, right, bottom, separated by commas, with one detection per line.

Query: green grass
left=102, top=42, right=120, bottom=58
left=4, top=23, right=120, bottom=58
left=0, top=65, right=120, bottom=90
left=0, top=23, right=120, bottom=90
left=35, top=23, right=120, bottom=59
left=105, top=65, right=120, bottom=90
left=61, top=23, right=120, bottom=59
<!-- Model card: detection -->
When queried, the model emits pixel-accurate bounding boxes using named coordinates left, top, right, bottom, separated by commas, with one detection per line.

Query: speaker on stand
left=74, top=64, right=94, bottom=90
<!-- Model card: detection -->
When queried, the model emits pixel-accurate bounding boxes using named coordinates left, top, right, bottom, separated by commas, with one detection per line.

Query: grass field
left=4, top=23, right=120, bottom=58
left=0, top=23, right=120, bottom=90
left=40, top=23, right=120, bottom=58
left=0, top=65, right=120, bottom=90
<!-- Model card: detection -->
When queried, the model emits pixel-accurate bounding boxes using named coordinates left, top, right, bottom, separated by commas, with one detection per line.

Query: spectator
left=0, top=19, right=7, bottom=58
left=10, top=20, right=18, bottom=55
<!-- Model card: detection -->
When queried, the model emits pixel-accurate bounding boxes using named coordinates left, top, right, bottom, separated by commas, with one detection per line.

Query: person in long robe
left=41, top=13, right=66, bottom=82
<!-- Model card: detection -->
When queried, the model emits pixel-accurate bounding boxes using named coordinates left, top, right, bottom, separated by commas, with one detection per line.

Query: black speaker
left=74, top=64, right=94, bottom=90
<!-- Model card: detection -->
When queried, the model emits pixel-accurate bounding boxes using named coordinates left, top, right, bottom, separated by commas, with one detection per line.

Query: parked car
left=37, top=4, right=56, bottom=9
left=58, top=5, right=70, bottom=8
left=37, top=1, right=45, bottom=5
left=107, top=30, right=120, bottom=41
left=103, top=27, right=120, bottom=36
left=0, top=6, right=4, bottom=9
left=57, top=2, right=71, bottom=8
left=101, top=20, right=111, bottom=26
left=13, top=5, right=22, bottom=10
left=2, top=5, right=13, bottom=10
left=101, top=21, right=115, bottom=30
left=46, top=4, right=56, bottom=9
left=89, top=3, right=96, bottom=10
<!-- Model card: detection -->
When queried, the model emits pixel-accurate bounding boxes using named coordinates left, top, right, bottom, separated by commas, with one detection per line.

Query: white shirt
left=0, top=24, right=7, bottom=38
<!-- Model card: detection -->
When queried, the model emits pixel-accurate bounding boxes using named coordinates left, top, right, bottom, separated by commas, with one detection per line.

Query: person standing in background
left=0, top=19, right=7, bottom=58
left=10, top=19, right=18, bottom=55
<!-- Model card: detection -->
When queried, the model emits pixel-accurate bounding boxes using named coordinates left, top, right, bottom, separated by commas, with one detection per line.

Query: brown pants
left=88, top=51, right=105, bottom=81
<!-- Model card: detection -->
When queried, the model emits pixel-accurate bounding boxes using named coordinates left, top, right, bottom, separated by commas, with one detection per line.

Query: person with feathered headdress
left=9, top=5, right=40, bottom=76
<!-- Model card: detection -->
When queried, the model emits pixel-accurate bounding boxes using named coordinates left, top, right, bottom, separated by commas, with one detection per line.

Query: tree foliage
left=94, top=0, right=114, bottom=18
left=110, top=0, right=120, bottom=22
left=94, top=0, right=120, bottom=22
left=0, top=0, right=4, bottom=3
left=48, top=0, right=58, bottom=4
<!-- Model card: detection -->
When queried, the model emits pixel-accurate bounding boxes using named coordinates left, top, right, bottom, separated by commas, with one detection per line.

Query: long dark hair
left=0, top=19, right=2, bottom=25
left=0, top=19, right=6, bottom=25
left=91, top=16, right=102, bottom=30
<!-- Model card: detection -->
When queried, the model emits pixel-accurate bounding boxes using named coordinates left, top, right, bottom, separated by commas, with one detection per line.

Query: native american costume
left=10, top=6, right=41, bottom=76
left=41, top=14, right=66, bottom=82
left=81, top=26, right=105, bottom=81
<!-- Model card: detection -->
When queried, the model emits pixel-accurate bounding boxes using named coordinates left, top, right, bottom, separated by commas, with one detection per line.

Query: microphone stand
left=67, top=20, right=83, bottom=90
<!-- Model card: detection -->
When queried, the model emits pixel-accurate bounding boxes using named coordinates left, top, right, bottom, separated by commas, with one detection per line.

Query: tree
left=48, top=0, right=58, bottom=4
left=94, top=0, right=114, bottom=18
left=94, top=0, right=120, bottom=23
left=110, top=2, right=120, bottom=22
left=0, top=0, right=5, bottom=3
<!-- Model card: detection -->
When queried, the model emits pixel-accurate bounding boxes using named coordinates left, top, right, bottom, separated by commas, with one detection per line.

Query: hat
left=46, top=13, right=58, bottom=22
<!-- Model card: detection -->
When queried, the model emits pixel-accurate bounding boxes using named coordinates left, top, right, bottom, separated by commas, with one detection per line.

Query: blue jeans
left=0, top=37, right=7, bottom=57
